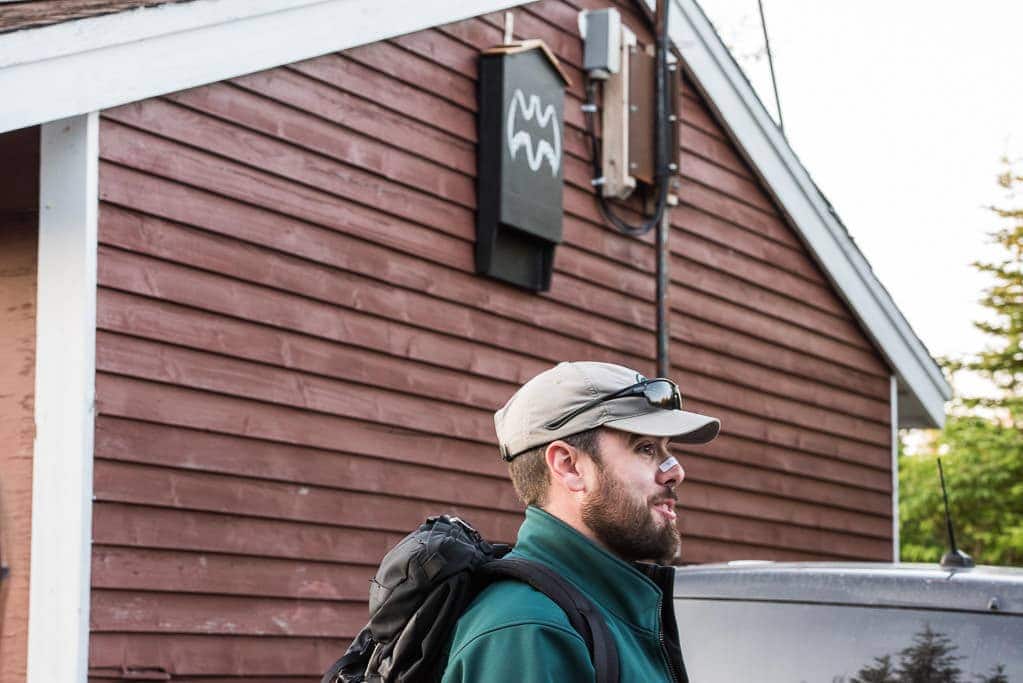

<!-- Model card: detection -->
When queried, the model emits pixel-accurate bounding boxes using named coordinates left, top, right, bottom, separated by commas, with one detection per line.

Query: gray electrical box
left=582, top=8, right=622, bottom=79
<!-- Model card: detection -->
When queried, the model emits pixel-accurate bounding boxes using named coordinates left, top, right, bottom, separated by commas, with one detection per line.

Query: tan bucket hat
left=495, top=361, right=720, bottom=460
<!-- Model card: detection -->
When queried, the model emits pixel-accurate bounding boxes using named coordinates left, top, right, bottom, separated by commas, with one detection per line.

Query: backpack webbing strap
left=479, top=558, right=620, bottom=683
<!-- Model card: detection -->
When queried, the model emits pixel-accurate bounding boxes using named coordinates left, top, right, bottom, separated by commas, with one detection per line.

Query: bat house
left=477, top=40, right=570, bottom=292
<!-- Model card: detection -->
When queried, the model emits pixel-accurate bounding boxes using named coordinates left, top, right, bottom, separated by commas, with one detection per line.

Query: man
left=441, top=361, right=720, bottom=682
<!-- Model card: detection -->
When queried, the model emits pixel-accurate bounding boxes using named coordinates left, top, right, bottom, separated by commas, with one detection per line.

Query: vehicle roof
left=673, top=562, right=1023, bottom=616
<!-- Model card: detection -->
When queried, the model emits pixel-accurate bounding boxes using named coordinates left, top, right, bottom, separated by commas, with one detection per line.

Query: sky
left=696, top=0, right=1023, bottom=400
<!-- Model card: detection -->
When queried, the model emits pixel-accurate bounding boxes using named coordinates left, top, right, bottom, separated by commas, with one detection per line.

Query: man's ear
left=545, top=440, right=588, bottom=493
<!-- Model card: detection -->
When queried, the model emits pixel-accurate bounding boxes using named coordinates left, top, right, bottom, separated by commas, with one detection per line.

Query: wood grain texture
left=0, top=0, right=190, bottom=34
left=91, top=547, right=376, bottom=601
left=90, top=1, right=898, bottom=675
left=93, top=503, right=409, bottom=565
left=0, top=211, right=37, bottom=683
left=89, top=633, right=341, bottom=677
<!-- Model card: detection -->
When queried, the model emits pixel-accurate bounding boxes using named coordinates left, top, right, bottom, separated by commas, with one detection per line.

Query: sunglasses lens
left=644, top=380, right=681, bottom=410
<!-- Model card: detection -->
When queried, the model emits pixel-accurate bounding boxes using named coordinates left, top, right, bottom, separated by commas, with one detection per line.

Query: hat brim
left=603, top=409, right=720, bottom=444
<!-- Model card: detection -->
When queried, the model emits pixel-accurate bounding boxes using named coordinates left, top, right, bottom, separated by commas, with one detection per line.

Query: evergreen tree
left=851, top=654, right=898, bottom=683
left=975, top=664, right=1008, bottom=683
left=893, top=625, right=963, bottom=683
left=965, top=161, right=1023, bottom=427
left=901, top=160, right=1023, bottom=566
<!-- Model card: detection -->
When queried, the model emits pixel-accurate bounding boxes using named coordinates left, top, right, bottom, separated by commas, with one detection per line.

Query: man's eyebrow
left=626, top=433, right=647, bottom=447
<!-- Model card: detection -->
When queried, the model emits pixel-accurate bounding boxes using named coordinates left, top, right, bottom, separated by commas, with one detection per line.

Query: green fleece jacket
left=441, top=506, right=685, bottom=683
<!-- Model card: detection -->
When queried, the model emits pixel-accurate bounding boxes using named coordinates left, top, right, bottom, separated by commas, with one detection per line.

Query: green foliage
left=900, top=161, right=1023, bottom=567
left=963, top=164, right=1023, bottom=428
left=899, top=416, right=1023, bottom=565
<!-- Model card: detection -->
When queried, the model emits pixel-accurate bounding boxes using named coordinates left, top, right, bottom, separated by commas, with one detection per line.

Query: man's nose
left=657, top=455, right=684, bottom=488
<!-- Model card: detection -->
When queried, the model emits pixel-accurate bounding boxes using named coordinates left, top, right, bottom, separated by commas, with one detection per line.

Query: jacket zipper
left=656, top=593, right=681, bottom=683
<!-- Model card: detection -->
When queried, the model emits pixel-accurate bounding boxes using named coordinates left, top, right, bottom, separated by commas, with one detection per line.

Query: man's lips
left=652, top=499, right=677, bottom=521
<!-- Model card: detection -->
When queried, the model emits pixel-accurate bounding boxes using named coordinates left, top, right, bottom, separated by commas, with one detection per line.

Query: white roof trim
left=0, top=0, right=523, bottom=134
left=671, top=0, right=950, bottom=428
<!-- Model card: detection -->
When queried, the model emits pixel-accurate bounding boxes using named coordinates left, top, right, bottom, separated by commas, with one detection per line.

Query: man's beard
left=581, top=462, right=680, bottom=564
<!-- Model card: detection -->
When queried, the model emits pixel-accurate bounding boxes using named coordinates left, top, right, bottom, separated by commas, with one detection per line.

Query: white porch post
left=27, top=112, right=99, bottom=683
left=890, top=375, right=900, bottom=562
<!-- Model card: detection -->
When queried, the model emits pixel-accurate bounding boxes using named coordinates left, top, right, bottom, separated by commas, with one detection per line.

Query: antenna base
left=940, top=549, right=975, bottom=569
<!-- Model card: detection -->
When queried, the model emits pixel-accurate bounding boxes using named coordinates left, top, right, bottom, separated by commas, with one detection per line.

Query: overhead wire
left=757, top=0, right=784, bottom=132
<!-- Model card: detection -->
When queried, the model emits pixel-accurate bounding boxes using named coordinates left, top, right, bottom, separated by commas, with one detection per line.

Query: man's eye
left=637, top=442, right=657, bottom=456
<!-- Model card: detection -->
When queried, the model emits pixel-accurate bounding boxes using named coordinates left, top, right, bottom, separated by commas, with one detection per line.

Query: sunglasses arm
left=542, top=383, right=645, bottom=431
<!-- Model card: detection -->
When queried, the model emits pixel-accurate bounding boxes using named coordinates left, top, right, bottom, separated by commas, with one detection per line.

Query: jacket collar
left=511, top=506, right=667, bottom=633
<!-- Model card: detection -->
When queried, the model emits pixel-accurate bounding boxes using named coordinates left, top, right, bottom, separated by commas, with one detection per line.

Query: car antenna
left=937, top=458, right=974, bottom=569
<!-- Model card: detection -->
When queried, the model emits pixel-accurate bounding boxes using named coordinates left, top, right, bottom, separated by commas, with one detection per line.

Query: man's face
left=580, top=429, right=683, bottom=564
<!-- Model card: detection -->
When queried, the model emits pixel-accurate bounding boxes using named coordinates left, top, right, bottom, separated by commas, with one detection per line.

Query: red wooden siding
left=90, top=0, right=892, bottom=678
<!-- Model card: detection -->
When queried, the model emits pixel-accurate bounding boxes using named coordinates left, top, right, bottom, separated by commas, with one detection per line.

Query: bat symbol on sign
left=506, top=89, right=561, bottom=176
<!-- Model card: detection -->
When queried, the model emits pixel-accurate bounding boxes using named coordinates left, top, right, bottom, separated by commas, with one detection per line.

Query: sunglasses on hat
left=543, top=378, right=683, bottom=431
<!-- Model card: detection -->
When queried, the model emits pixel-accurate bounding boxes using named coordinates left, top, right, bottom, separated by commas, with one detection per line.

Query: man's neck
left=536, top=500, right=611, bottom=554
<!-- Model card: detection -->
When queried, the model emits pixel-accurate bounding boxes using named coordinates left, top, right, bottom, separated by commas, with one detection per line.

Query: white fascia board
left=27, top=113, right=99, bottom=683
left=0, top=0, right=525, bottom=134
left=890, top=375, right=900, bottom=562
left=671, top=0, right=950, bottom=428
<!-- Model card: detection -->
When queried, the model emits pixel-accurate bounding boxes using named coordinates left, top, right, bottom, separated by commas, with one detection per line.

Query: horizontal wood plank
left=92, top=503, right=415, bottom=564
left=346, top=38, right=477, bottom=110
left=679, top=120, right=756, bottom=179
left=89, top=633, right=343, bottom=676
left=97, top=289, right=520, bottom=414
left=671, top=203, right=828, bottom=285
left=679, top=509, right=891, bottom=560
left=92, top=546, right=375, bottom=601
left=97, top=245, right=646, bottom=380
left=97, top=201, right=656, bottom=355
left=162, top=82, right=477, bottom=210
left=672, top=228, right=845, bottom=318
left=677, top=179, right=803, bottom=250
left=670, top=255, right=868, bottom=345
left=101, top=106, right=476, bottom=241
left=97, top=325, right=890, bottom=448
left=679, top=537, right=826, bottom=564
left=92, top=459, right=524, bottom=541
left=94, top=416, right=521, bottom=511
left=96, top=329, right=498, bottom=445
left=98, top=281, right=888, bottom=424
left=680, top=451, right=891, bottom=515
left=672, top=313, right=889, bottom=399
left=680, top=482, right=891, bottom=539
left=671, top=294, right=889, bottom=378
left=680, top=150, right=776, bottom=214
left=291, top=54, right=476, bottom=143
left=91, top=590, right=364, bottom=637
left=686, top=433, right=891, bottom=493
left=232, top=65, right=475, bottom=175
left=95, top=374, right=510, bottom=479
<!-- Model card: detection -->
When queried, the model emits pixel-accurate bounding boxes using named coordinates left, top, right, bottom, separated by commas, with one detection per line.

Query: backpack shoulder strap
left=479, top=557, right=619, bottom=683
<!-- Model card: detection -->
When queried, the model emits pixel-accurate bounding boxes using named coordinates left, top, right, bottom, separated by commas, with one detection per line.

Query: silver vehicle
left=674, top=562, right=1023, bottom=682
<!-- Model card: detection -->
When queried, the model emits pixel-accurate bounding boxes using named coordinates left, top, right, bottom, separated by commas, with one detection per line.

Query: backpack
left=321, top=515, right=619, bottom=683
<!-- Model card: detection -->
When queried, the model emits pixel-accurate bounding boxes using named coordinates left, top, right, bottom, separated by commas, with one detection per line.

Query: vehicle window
left=675, top=599, right=1021, bottom=682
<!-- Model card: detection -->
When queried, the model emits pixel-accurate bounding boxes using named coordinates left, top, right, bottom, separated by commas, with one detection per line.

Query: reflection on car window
left=674, top=599, right=1021, bottom=683
left=845, top=624, right=1006, bottom=683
